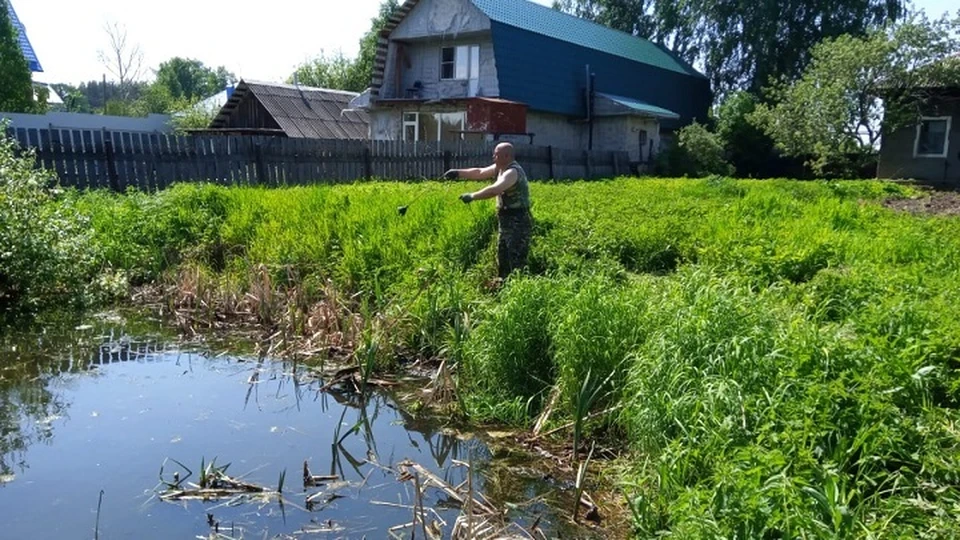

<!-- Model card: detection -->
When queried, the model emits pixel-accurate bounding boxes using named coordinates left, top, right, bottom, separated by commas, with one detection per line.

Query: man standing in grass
left=443, top=142, right=532, bottom=280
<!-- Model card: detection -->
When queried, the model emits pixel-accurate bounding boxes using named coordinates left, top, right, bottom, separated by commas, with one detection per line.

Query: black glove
left=459, top=193, right=473, bottom=203
left=443, top=170, right=459, bottom=180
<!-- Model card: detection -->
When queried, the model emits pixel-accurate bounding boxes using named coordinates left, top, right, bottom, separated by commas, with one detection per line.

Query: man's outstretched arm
left=444, top=164, right=496, bottom=180
left=463, top=169, right=517, bottom=201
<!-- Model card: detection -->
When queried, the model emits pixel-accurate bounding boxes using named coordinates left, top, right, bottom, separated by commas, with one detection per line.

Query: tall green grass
left=39, top=175, right=960, bottom=536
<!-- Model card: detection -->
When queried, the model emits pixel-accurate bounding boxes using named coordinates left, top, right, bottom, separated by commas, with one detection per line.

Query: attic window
left=914, top=116, right=951, bottom=158
left=441, top=45, right=479, bottom=80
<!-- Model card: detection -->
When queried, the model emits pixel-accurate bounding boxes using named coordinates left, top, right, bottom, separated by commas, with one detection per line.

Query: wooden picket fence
left=4, top=127, right=631, bottom=191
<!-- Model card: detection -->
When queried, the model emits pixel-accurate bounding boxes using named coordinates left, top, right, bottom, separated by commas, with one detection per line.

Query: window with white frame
left=437, top=112, right=466, bottom=141
left=914, top=116, right=952, bottom=158
left=440, top=45, right=480, bottom=81
left=402, top=112, right=419, bottom=142
left=401, top=111, right=467, bottom=142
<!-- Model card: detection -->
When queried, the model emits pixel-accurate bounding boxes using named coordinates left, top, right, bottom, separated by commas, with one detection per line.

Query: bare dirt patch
left=883, top=189, right=960, bottom=216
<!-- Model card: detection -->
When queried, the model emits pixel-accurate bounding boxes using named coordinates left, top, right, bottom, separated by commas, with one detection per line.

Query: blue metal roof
left=6, top=1, right=42, bottom=72
left=471, top=0, right=703, bottom=79
left=489, top=21, right=712, bottom=127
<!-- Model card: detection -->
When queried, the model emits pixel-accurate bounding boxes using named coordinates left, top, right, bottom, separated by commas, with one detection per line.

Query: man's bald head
left=493, top=142, right=515, bottom=167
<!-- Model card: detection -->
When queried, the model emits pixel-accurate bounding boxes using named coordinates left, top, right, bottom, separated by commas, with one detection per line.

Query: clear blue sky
left=13, top=0, right=959, bottom=87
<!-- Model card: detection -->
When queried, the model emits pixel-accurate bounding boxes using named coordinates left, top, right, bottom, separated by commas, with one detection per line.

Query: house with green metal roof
left=348, top=0, right=712, bottom=165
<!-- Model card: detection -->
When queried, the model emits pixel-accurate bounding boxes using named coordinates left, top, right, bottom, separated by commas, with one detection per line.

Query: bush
left=678, top=122, right=736, bottom=177
left=0, top=129, right=98, bottom=317
left=654, top=122, right=736, bottom=178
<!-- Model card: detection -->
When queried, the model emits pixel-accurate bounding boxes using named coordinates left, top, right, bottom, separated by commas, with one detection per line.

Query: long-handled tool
left=397, top=189, right=428, bottom=216
left=397, top=175, right=436, bottom=216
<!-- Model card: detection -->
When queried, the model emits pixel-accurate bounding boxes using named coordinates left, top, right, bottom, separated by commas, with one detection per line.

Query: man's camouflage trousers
left=496, top=207, right=533, bottom=279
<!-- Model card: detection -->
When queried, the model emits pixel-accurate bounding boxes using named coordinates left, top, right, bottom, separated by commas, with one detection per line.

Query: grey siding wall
left=391, top=0, right=491, bottom=39
left=370, top=110, right=401, bottom=141
left=380, top=0, right=497, bottom=101
left=878, top=105, right=960, bottom=184
left=527, top=111, right=585, bottom=150
left=591, top=116, right=661, bottom=162
left=400, top=38, right=499, bottom=99
left=380, top=43, right=400, bottom=100
left=527, top=111, right=661, bottom=162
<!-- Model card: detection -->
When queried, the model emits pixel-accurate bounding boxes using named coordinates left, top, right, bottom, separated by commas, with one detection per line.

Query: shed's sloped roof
left=596, top=93, right=680, bottom=120
left=211, top=80, right=369, bottom=139
left=471, top=0, right=702, bottom=79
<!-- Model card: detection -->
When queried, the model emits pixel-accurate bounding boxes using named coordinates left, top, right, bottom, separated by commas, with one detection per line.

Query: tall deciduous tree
left=288, top=0, right=398, bottom=91
left=749, top=10, right=960, bottom=176
left=289, top=50, right=360, bottom=91
left=553, top=0, right=909, bottom=99
left=153, top=57, right=235, bottom=101
left=0, top=0, right=36, bottom=113
left=97, top=21, right=144, bottom=101
left=353, top=0, right=400, bottom=89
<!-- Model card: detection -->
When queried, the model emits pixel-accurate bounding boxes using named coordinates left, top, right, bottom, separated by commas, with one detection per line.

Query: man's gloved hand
left=443, top=170, right=459, bottom=180
left=459, top=193, right=473, bottom=204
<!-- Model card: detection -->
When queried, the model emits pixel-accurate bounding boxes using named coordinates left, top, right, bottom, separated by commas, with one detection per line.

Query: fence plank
left=8, top=129, right=626, bottom=190
left=89, top=129, right=107, bottom=190
left=58, top=129, right=76, bottom=187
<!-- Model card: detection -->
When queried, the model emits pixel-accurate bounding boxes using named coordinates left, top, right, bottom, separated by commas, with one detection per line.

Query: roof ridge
left=470, top=0, right=705, bottom=79
left=473, top=0, right=647, bottom=47
left=240, top=78, right=361, bottom=96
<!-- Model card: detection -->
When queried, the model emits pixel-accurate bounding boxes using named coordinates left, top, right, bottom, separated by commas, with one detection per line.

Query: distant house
left=195, top=85, right=236, bottom=114
left=877, top=84, right=960, bottom=186
left=6, top=0, right=62, bottom=110
left=348, top=0, right=712, bottom=165
left=197, top=79, right=369, bottom=139
left=7, top=0, right=42, bottom=73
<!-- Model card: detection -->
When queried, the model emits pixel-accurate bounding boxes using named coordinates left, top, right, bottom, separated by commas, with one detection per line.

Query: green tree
left=290, top=49, right=360, bottom=91
left=553, top=0, right=908, bottom=99
left=288, top=0, right=398, bottom=91
left=353, top=0, right=400, bottom=89
left=750, top=10, right=960, bottom=176
left=50, top=83, right=92, bottom=113
left=714, top=91, right=782, bottom=177
left=153, top=57, right=234, bottom=101
left=0, top=0, right=36, bottom=113
left=678, top=121, right=735, bottom=177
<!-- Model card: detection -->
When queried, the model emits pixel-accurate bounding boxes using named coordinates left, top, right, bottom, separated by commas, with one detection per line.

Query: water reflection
left=0, top=311, right=601, bottom=538
left=0, top=315, right=167, bottom=481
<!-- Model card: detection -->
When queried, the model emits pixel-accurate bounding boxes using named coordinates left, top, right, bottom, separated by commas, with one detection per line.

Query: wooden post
left=584, top=150, right=592, bottom=179
left=363, top=143, right=372, bottom=180
left=613, top=151, right=620, bottom=177
left=547, top=145, right=555, bottom=180
left=254, top=141, right=266, bottom=185
left=443, top=149, right=452, bottom=173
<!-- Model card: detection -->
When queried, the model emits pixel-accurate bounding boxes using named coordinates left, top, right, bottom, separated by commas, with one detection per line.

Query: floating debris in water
left=158, top=457, right=281, bottom=503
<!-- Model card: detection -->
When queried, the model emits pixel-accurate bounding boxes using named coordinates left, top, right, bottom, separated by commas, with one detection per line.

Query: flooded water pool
left=0, top=311, right=606, bottom=539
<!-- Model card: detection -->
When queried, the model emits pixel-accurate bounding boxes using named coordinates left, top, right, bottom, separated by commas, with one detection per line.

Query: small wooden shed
left=195, top=79, right=369, bottom=139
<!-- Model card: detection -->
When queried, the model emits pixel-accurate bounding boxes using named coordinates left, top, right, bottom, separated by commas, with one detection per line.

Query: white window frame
left=402, top=112, right=419, bottom=142
left=435, top=111, right=466, bottom=142
left=440, top=45, right=480, bottom=81
left=913, top=116, right=952, bottom=158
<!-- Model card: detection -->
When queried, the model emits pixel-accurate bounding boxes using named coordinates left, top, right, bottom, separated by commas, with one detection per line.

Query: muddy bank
left=883, top=187, right=960, bottom=216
